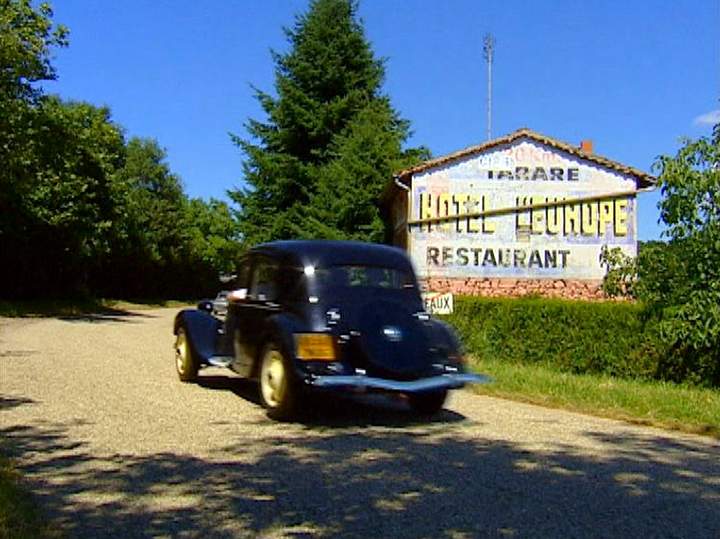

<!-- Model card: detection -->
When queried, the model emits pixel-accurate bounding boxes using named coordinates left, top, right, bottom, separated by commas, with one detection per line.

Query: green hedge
left=442, top=296, right=662, bottom=380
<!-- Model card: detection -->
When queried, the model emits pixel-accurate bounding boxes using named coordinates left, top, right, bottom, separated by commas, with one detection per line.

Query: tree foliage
left=1, top=1, right=239, bottom=299
left=601, top=125, right=720, bottom=386
left=651, top=124, right=720, bottom=385
left=230, top=0, right=427, bottom=246
left=1, top=1, right=69, bottom=253
left=0, top=0, right=68, bottom=100
left=599, top=245, right=637, bottom=298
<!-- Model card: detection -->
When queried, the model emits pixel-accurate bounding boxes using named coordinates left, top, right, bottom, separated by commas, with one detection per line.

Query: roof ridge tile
left=395, top=128, right=655, bottom=189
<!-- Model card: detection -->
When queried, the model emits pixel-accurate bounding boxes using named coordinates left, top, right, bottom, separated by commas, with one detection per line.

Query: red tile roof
left=394, top=128, right=656, bottom=189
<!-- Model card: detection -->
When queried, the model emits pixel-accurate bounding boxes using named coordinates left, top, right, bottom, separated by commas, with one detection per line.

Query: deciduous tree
left=0, top=1, right=239, bottom=298
left=650, top=124, right=720, bottom=385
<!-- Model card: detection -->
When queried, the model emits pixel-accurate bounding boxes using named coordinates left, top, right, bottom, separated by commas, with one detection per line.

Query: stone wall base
left=421, top=277, right=605, bottom=301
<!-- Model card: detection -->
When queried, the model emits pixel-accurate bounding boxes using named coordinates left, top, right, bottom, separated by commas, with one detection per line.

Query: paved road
left=1, top=308, right=719, bottom=538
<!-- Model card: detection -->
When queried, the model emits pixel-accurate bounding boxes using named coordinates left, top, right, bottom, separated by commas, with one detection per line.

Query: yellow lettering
left=531, top=197, right=545, bottom=235
left=614, top=198, right=628, bottom=236
left=467, top=195, right=481, bottom=233
left=581, top=203, right=597, bottom=236
left=419, top=192, right=434, bottom=232
left=482, top=196, right=496, bottom=233
left=547, top=198, right=562, bottom=235
left=515, top=196, right=531, bottom=239
left=438, top=193, right=452, bottom=232
left=453, top=193, right=469, bottom=233
left=564, top=202, right=580, bottom=235
left=598, top=200, right=613, bottom=236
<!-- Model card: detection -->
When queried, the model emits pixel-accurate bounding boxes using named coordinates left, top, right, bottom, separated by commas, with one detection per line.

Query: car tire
left=258, top=341, right=300, bottom=420
left=175, top=325, right=199, bottom=383
left=408, top=390, right=447, bottom=415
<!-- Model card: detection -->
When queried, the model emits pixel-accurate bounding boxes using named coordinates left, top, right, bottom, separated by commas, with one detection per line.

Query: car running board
left=207, top=355, right=234, bottom=368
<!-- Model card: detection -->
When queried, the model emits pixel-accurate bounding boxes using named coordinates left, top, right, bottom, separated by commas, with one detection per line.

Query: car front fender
left=426, top=318, right=463, bottom=358
left=262, top=313, right=306, bottom=361
left=174, top=309, right=222, bottom=363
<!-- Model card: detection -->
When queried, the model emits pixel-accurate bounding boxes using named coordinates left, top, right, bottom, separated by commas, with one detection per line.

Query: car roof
left=251, top=240, right=414, bottom=271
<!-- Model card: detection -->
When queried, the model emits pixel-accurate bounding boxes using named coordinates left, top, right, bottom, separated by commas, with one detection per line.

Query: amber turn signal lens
left=295, top=333, right=336, bottom=361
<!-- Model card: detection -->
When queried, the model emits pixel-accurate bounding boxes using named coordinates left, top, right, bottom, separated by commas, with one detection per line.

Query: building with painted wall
left=383, top=128, right=655, bottom=299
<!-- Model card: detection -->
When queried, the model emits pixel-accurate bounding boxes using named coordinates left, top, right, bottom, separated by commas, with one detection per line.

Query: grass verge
left=0, top=455, right=59, bottom=539
left=0, top=298, right=194, bottom=318
left=469, top=357, right=720, bottom=438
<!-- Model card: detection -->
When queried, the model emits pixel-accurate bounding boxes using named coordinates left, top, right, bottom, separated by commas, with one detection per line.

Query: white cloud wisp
left=694, top=109, right=720, bottom=126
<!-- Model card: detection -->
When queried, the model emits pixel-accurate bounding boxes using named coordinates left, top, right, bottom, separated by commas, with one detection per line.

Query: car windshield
left=316, top=265, right=415, bottom=290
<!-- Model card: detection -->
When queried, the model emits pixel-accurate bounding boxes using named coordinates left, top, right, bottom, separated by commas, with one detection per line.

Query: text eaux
left=423, top=293, right=453, bottom=315
left=427, top=246, right=570, bottom=269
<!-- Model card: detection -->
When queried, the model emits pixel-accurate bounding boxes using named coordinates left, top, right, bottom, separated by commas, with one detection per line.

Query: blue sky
left=44, top=0, right=719, bottom=241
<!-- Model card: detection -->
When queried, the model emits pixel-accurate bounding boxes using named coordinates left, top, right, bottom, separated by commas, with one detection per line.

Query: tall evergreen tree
left=229, top=0, right=427, bottom=245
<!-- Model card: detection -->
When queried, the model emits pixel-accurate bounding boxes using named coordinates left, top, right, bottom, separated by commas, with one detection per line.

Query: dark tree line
left=2, top=0, right=426, bottom=300
left=1, top=1, right=240, bottom=299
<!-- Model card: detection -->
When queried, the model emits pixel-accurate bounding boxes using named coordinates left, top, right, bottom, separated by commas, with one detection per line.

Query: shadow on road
left=0, top=299, right=159, bottom=323
left=0, top=395, right=36, bottom=411
left=2, top=401, right=719, bottom=538
left=57, top=310, right=154, bottom=324
left=196, top=374, right=468, bottom=428
left=198, top=376, right=263, bottom=406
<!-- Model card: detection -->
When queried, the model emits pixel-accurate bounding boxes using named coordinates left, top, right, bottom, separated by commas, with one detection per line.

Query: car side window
left=236, top=258, right=251, bottom=289
left=250, top=259, right=279, bottom=301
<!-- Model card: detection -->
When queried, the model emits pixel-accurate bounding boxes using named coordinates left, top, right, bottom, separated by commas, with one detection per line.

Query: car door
left=232, top=255, right=281, bottom=377
left=226, top=256, right=253, bottom=375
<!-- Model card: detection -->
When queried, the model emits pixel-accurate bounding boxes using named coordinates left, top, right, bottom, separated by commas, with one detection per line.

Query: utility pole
left=483, top=34, right=495, bottom=141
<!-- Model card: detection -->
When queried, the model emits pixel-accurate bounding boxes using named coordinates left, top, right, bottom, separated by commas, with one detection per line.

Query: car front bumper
left=306, top=372, right=490, bottom=393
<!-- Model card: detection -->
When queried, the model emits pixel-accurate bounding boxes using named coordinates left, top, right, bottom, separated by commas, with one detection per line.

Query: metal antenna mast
left=483, top=34, right=495, bottom=141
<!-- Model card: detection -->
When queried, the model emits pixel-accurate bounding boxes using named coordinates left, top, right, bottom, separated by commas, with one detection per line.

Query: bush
left=597, top=127, right=720, bottom=388
left=442, top=296, right=662, bottom=380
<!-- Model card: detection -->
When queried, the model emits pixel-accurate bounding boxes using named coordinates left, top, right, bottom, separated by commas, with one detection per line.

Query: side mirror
left=197, top=300, right=214, bottom=313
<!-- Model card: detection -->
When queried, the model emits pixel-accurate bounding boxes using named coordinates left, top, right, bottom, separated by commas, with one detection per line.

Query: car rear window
left=317, top=265, right=415, bottom=290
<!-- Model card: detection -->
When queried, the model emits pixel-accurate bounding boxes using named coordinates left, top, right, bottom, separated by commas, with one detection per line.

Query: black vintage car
left=173, top=240, right=487, bottom=419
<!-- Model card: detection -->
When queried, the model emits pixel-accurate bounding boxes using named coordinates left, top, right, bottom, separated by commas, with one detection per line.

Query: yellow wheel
left=260, top=348, right=286, bottom=407
left=175, top=326, right=199, bottom=382
left=258, top=342, right=299, bottom=419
